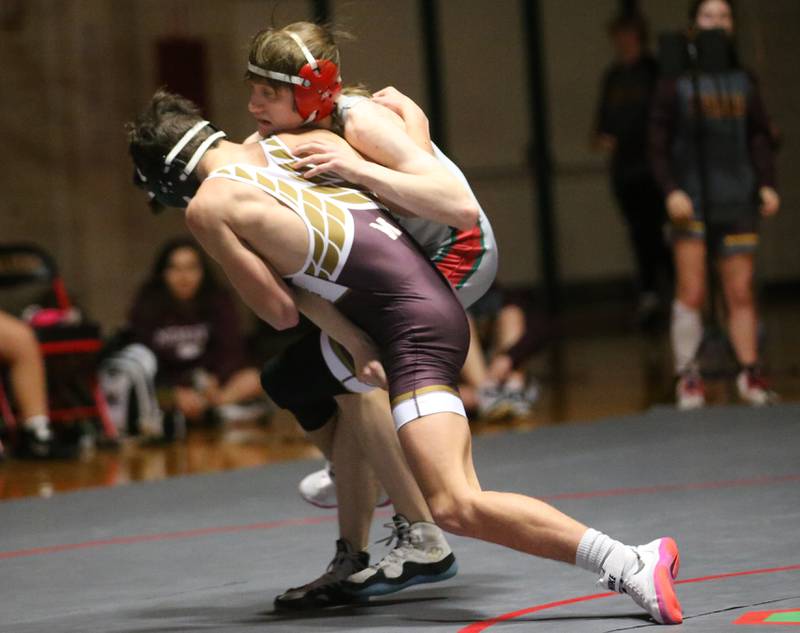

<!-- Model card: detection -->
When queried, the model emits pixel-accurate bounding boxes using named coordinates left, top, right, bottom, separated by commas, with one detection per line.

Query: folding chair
left=0, top=242, right=117, bottom=449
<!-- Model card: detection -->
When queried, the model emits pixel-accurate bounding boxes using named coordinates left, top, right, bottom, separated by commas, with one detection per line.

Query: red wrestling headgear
left=247, top=31, right=342, bottom=123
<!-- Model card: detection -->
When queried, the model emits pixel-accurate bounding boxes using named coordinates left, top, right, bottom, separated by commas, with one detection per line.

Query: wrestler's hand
left=372, top=86, right=427, bottom=124
left=759, top=186, right=780, bottom=217
left=666, top=190, right=694, bottom=222
left=293, top=141, right=366, bottom=183
left=349, top=336, right=388, bottom=390
left=359, top=359, right=388, bottom=390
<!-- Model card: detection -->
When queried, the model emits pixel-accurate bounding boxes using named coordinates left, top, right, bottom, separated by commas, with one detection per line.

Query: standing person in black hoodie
left=594, top=12, right=672, bottom=327
left=650, top=0, right=780, bottom=409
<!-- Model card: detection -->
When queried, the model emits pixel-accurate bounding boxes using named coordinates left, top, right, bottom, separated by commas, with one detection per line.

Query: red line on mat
left=540, top=473, right=800, bottom=501
left=459, top=564, right=800, bottom=632
left=0, top=472, right=796, bottom=561
left=0, top=515, right=338, bottom=560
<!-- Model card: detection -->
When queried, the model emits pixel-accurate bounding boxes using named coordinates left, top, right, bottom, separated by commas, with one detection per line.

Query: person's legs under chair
left=0, top=311, right=52, bottom=456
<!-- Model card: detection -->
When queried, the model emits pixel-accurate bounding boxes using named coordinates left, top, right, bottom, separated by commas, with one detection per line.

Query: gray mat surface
left=1, top=404, right=798, bottom=632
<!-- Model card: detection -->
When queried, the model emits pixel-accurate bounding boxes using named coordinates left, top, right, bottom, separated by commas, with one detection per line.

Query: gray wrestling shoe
left=343, top=514, right=458, bottom=598
left=274, top=538, right=369, bottom=610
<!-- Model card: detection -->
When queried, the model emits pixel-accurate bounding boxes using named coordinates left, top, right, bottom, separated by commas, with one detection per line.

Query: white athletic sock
left=671, top=300, right=703, bottom=374
left=575, top=528, right=638, bottom=584
left=23, top=415, right=52, bottom=442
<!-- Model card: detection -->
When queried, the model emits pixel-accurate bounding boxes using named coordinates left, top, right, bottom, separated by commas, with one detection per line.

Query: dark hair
left=141, top=236, right=219, bottom=306
left=689, top=0, right=734, bottom=22
left=608, top=13, right=649, bottom=46
left=126, top=89, right=222, bottom=175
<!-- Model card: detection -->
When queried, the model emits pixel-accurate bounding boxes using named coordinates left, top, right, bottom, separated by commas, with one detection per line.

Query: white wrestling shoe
left=736, top=368, right=778, bottom=407
left=298, top=464, right=391, bottom=509
left=342, top=514, right=458, bottom=597
left=600, top=537, right=683, bottom=625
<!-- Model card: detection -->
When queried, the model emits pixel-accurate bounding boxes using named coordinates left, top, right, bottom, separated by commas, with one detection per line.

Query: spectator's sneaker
left=675, top=370, right=705, bottom=410
left=736, top=368, right=778, bottom=407
left=600, top=537, right=683, bottom=625
left=343, top=514, right=458, bottom=598
left=216, top=399, right=273, bottom=423
left=20, top=422, right=53, bottom=458
left=502, top=380, right=541, bottom=418
left=274, top=539, right=370, bottom=610
left=298, top=464, right=390, bottom=509
left=478, top=384, right=513, bottom=420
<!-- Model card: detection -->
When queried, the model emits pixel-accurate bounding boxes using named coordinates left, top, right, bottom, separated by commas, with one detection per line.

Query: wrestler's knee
left=427, top=489, right=480, bottom=537
left=260, top=355, right=335, bottom=432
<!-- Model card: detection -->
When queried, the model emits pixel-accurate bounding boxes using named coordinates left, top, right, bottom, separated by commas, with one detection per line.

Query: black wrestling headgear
left=132, top=120, right=226, bottom=211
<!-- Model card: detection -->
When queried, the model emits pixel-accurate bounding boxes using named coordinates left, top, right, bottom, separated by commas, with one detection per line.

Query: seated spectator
left=460, top=285, right=545, bottom=420
left=127, top=237, right=264, bottom=426
left=0, top=309, right=53, bottom=457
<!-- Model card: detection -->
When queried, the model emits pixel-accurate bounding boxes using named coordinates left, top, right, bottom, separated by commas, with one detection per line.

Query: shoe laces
left=375, top=517, right=411, bottom=548
left=372, top=517, right=417, bottom=568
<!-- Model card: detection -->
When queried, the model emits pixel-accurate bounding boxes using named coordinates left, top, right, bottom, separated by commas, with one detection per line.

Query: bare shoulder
left=187, top=178, right=252, bottom=229
left=278, top=127, right=348, bottom=150
left=347, top=98, right=404, bottom=132
left=185, top=184, right=223, bottom=232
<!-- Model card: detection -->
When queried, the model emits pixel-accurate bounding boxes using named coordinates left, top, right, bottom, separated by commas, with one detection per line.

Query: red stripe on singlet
left=434, top=224, right=485, bottom=290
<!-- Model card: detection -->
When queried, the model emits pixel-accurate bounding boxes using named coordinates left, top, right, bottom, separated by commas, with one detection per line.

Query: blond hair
left=246, top=22, right=341, bottom=90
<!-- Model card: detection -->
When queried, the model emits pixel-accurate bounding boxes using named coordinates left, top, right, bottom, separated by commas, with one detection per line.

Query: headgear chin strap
left=133, top=120, right=226, bottom=210
left=247, top=31, right=342, bottom=123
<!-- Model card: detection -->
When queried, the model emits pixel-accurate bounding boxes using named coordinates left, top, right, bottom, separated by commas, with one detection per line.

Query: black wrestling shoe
left=274, top=538, right=370, bottom=610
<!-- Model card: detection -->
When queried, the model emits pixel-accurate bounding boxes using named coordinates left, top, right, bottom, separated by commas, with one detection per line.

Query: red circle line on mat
left=459, top=564, right=800, bottom=632
left=0, top=472, right=796, bottom=561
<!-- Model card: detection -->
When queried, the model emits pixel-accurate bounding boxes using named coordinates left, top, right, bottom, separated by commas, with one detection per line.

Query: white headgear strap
left=181, top=131, right=226, bottom=179
left=246, top=30, right=330, bottom=88
left=163, top=120, right=227, bottom=181
left=164, top=120, right=209, bottom=169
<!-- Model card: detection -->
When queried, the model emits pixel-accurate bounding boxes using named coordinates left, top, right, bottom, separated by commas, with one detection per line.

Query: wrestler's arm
left=293, top=103, right=478, bottom=230
left=186, top=189, right=299, bottom=331
left=188, top=184, right=385, bottom=385
left=292, top=287, right=387, bottom=389
left=371, top=86, right=434, bottom=154
left=346, top=103, right=478, bottom=229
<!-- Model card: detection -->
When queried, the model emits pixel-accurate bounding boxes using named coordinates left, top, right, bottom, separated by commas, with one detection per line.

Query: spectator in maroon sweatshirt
left=128, top=237, right=262, bottom=423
